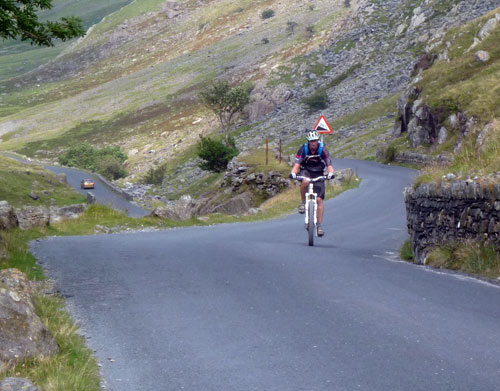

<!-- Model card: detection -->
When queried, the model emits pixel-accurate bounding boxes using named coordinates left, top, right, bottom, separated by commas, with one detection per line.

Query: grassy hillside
left=0, top=0, right=350, bottom=176
left=0, top=155, right=86, bottom=207
left=408, top=8, right=500, bottom=181
left=0, top=0, right=134, bottom=81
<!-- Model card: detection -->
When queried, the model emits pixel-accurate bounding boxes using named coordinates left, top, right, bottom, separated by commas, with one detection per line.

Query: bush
left=143, top=163, right=167, bottom=185
left=97, top=155, right=127, bottom=180
left=382, top=144, right=397, bottom=164
left=261, top=9, right=275, bottom=19
left=197, top=136, right=239, bottom=172
left=302, top=90, right=329, bottom=111
left=58, top=143, right=127, bottom=179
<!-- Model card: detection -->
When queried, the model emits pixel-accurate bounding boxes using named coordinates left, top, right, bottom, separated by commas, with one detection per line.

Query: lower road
left=1, top=152, right=148, bottom=217
left=32, top=159, right=500, bottom=391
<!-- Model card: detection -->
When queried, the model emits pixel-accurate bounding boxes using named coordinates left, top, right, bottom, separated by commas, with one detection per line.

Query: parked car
left=81, top=179, right=95, bottom=189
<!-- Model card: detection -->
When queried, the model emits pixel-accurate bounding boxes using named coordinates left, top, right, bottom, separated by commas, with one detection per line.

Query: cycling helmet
left=306, top=129, right=320, bottom=141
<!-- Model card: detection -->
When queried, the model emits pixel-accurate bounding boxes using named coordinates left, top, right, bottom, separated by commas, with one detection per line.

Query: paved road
left=2, top=153, right=148, bottom=217
left=45, top=164, right=149, bottom=217
left=32, top=159, right=500, bottom=391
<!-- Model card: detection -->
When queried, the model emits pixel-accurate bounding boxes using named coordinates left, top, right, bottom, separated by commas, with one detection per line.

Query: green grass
left=0, top=155, right=86, bottom=207
left=400, top=240, right=414, bottom=261
left=417, top=9, right=500, bottom=124
left=426, top=240, right=500, bottom=280
left=0, top=295, right=101, bottom=390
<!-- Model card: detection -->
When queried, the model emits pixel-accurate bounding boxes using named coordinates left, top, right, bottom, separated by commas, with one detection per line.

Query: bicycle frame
left=304, top=181, right=317, bottom=231
left=296, top=175, right=325, bottom=234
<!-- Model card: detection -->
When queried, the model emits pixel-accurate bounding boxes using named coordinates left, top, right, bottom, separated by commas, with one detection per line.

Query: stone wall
left=404, top=180, right=500, bottom=263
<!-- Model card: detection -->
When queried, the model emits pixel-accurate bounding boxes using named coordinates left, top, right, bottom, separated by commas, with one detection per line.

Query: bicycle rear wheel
left=308, top=201, right=314, bottom=246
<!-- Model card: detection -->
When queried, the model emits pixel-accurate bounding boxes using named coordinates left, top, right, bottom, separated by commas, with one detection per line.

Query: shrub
left=302, top=90, right=329, bottom=111
left=143, top=163, right=167, bottom=185
left=305, top=25, right=314, bottom=38
left=286, top=21, right=298, bottom=35
left=58, top=143, right=127, bottom=179
left=382, top=144, right=397, bottom=164
left=261, top=9, right=275, bottom=19
left=97, top=155, right=127, bottom=180
left=196, top=136, right=238, bottom=172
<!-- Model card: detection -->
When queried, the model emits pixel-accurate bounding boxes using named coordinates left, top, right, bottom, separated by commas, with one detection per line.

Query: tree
left=0, top=0, right=85, bottom=47
left=199, top=80, right=252, bottom=142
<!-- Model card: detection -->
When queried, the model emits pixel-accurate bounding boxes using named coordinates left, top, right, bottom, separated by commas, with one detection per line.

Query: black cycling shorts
left=300, top=169, right=325, bottom=199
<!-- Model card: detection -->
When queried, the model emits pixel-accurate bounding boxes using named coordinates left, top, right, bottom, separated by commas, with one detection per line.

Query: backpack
left=304, top=142, right=324, bottom=157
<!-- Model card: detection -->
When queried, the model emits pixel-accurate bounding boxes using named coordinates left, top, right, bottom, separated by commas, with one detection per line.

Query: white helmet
left=306, top=129, right=320, bottom=141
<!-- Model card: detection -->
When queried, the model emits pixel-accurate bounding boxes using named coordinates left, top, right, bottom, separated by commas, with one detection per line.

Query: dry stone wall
left=404, top=181, right=500, bottom=263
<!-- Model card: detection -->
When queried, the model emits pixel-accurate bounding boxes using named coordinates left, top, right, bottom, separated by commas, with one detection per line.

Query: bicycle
left=291, top=175, right=332, bottom=246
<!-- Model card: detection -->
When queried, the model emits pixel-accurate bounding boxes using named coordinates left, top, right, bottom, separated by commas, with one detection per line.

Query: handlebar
left=289, top=175, right=334, bottom=181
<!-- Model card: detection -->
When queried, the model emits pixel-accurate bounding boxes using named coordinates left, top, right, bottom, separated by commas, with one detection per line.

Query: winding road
left=2, top=153, right=148, bottom=217
left=32, top=159, right=500, bottom=391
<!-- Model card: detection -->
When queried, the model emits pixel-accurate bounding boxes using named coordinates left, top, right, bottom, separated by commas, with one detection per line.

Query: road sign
left=314, top=115, right=333, bottom=134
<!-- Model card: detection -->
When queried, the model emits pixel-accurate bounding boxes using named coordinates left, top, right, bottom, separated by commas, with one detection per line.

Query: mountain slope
left=0, top=0, right=499, bottom=188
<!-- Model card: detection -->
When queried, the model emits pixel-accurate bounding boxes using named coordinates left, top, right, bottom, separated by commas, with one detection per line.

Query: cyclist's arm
left=292, top=145, right=306, bottom=175
left=322, top=147, right=335, bottom=173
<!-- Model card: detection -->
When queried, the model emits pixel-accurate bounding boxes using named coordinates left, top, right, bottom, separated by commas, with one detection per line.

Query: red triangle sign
left=314, top=115, right=333, bottom=134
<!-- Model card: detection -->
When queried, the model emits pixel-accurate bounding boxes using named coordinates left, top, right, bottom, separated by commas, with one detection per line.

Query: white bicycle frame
left=297, top=176, right=325, bottom=232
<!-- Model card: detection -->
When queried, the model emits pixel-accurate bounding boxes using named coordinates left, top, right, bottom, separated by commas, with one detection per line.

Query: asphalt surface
left=31, top=159, right=500, bottom=391
left=2, top=153, right=148, bottom=217
left=45, top=164, right=149, bottom=217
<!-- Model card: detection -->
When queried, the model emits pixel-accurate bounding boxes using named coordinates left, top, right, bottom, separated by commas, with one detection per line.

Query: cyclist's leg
left=317, top=197, right=324, bottom=224
left=299, top=169, right=312, bottom=202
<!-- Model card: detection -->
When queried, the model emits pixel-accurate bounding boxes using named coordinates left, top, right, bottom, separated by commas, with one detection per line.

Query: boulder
left=0, top=269, right=59, bottom=373
left=475, top=50, right=490, bottom=63
left=0, top=202, right=18, bottom=231
left=15, top=206, right=49, bottom=230
left=205, top=192, right=254, bottom=215
left=87, top=191, right=96, bottom=204
left=49, top=204, right=87, bottom=224
left=55, top=173, right=67, bottom=184
left=0, top=378, right=40, bottom=391
left=151, top=195, right=197, bottom=221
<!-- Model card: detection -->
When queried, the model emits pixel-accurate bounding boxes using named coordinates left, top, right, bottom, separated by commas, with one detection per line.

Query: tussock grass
left=427, top=240, right=500, bottom=280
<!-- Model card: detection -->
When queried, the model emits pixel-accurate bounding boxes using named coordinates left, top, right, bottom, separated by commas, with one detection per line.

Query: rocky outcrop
left=0, top=269, right=59, bottom=373
left=151, top=195, right=197, bottom=221
left=0, top=202, right=87, bottom=230
left=49, top=204, right=87, bottom=224
left=245, top=82, right=293, bottom=122
left=0, top=378, right=40, bottom=391
left=14, top=206, right=50, bottom=230
left=0, top=202, right=17, bottom=231
left=404, top=179, right=500, bottom=263
left=223, top=160, right=291, bottom=197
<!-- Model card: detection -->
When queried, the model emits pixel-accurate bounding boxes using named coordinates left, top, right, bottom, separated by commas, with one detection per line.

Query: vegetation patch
left=0, top=155, right=86, bottom=208
left=426, top=240, right=500, bottom=280
left=58, top=143, right=128, bottom=180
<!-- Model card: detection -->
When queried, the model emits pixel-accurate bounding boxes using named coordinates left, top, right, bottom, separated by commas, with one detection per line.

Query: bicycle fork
left=304, top=183, right=317, bottom=232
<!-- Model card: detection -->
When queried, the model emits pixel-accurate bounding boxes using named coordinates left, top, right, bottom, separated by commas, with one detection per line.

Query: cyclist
left=290, top=129, right=335, bottom=237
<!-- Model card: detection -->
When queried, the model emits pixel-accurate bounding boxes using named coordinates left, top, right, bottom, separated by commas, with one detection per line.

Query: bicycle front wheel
left=308, top=201, right=314, bottom=246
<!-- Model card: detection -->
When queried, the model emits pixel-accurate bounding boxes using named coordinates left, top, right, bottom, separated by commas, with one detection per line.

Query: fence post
left=266, top=139, right=269, bottom=165
left=279, top=139, right=282, bottom=164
